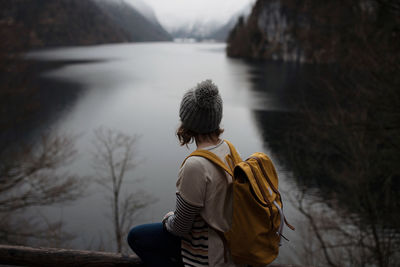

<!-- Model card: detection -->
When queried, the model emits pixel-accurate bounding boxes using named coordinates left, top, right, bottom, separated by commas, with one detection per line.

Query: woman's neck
left=195, top=136, right=221, bottom=149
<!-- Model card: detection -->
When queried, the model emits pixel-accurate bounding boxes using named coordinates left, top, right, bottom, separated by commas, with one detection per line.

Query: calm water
left=27, top=43, right=306, bottom=264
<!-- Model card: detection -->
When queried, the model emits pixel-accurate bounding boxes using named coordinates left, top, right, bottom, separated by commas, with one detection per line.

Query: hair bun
left=194, top=79, right=219, bottom=108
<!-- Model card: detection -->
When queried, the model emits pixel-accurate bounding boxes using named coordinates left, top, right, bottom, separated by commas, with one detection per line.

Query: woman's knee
left=127, top=223, right=163, bottom=250
left=127, top=225, right=142, bottom=250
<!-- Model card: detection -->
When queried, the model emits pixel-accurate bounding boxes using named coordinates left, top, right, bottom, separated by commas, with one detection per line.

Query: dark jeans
left=127, top=223, right=183, bottom=267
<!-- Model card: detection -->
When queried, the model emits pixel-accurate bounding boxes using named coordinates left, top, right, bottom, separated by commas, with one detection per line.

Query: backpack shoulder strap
left=224, top=139, right=242, bottom=164
left=182, top=150, right=233, bottom=177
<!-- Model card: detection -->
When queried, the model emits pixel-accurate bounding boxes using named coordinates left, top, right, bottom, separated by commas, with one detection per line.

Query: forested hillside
left=0, top=0, right=171, bottom=50
left=93, top=0, right=172, bottom=42
left=227, top=0, right=399, bottom=63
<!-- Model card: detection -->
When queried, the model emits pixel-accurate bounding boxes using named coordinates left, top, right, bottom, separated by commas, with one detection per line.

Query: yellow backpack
left=187, top=140, right=295, bottom=266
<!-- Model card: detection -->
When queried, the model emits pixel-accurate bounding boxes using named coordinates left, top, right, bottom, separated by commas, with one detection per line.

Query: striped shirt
left=165, top=194, right=209, bottom=266
left=181, top=216, right=209, bottom=266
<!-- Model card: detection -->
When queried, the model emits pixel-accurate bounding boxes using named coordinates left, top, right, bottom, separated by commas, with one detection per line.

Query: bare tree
left=0, top=134, right=83, bottom=210
left=0, top=133, right=85, bottom=245
left=287, top=184, right=400, bottom=267
left=92, top=127, right=155, bottom=253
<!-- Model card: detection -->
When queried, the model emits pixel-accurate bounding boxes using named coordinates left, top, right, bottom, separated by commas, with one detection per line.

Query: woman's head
left=177, top=79, right=223, bottom=146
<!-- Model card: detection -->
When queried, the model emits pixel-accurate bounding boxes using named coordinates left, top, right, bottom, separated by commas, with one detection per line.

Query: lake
left=26, top=42, right=308, bottom=264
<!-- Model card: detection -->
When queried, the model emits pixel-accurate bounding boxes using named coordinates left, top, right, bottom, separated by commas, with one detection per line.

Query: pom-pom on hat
left=179, top=79, right=223, bottom=134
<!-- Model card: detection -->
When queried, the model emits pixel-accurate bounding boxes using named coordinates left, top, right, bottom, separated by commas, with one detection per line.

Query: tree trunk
left=114, top=189, right=122, bottom=253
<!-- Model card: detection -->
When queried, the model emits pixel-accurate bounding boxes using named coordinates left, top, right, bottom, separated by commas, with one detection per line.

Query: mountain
left=125, top=0, right=159, bottom=25
left=167, top=2, right=254, bottom=42
left=1, top=0, right=129, bottom=48
left=207, top=18, right=238, bottom=42
left=168, top=19, right=224, bottom=41
left=208, top=3, right=254, bottom=42
left=94, top=0, right=172, bottom=42
left=0, top=0, right=171, bottom=50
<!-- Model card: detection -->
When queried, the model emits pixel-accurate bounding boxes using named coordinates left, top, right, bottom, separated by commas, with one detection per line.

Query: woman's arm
left=163, top=193, right=201, bottom=237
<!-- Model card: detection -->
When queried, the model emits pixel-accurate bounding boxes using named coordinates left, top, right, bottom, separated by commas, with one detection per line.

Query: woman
left=128, top=80, right=240, bottom=267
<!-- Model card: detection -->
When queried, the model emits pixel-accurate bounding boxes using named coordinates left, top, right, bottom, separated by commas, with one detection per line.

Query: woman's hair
left=176, top=124, right=224, bottom=147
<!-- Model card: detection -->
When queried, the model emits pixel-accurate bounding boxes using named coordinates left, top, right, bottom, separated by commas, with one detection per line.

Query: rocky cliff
left=226, top=0, right=305, bottom=62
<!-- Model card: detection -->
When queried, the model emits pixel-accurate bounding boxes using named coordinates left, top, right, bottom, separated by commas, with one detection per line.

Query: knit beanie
left=179, top=79, right=223, bottom=134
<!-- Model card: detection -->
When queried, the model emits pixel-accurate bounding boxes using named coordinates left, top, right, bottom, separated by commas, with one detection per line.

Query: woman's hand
left=163, top=211, right=174, bottom=222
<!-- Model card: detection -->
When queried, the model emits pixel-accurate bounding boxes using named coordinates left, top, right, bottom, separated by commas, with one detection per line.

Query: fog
left=124, top=0, right=256, bottom=30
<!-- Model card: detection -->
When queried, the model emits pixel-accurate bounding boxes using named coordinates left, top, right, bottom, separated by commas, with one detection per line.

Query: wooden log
left=0, top=245, right=143, bottom=267
left=0, top=244, right=312, bottom=267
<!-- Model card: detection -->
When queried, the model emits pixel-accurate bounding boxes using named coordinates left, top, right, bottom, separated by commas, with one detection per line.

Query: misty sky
left=127, top=0, right=256, bottom=29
